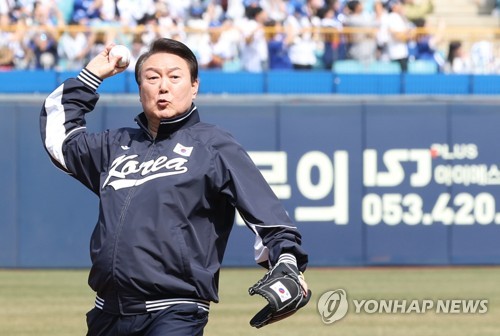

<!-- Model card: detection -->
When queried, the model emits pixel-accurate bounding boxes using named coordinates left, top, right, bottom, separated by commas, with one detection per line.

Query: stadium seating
left=408, top=60, right=439, bottom=74
left=333, top=60, right=401, bottom=74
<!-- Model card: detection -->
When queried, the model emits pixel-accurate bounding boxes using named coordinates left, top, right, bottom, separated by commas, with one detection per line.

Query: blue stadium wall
left=1, top=71, right=500, bottom=268
left=0, top=70, right=500, bottom=95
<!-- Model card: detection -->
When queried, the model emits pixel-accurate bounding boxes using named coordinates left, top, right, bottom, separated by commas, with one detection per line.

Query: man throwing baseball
left=40, top=38, right=310, bottom=335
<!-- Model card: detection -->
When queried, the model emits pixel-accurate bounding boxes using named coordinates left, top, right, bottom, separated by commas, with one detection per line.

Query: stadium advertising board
left=205, top=102, right=500, bottom=266
left=1, top=99, right=500, bottom=267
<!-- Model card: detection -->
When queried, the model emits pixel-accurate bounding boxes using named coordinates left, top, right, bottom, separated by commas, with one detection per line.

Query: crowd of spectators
left=0, top=0, right=498, bottom=74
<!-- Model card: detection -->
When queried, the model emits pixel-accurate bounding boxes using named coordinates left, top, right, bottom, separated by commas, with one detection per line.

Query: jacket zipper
left=110, top=139, right=156, bottom=290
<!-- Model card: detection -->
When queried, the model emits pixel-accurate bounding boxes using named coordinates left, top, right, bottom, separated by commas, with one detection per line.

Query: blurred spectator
left=408, top=18, right=445, bottom=71
left=385, top=0, right=412, bottom=72
left=223, top=0, right=246, bottom=20
left=0, top=30, right=16, bottom=70
left=244, top=0, right=263, bottom=7
left=139, top=14, right=161, bottom=47
left=0, top=1, right=29, bottom=69
left=262, top=0, right=288, bottom=21
left=30, top=1, right=65, bottom=28
left=204, top=0, right=227, bottom=26
left=219, top=0, right=240, bottom=17
left=238, top=6, right=269, bottom=72
left=209, top=0, right=226, bottom=22
left=444, top=40, right=473, bottom=74
left=3, top=38, right=27, bottom=69
left=71, top=0, right=102, bottom=25
left=0, top=45, right=15, bottom=70
left=305, top=0, right=326, bottom=20
left=285, top=2, right=319, bottom=70
left=184, top=2, right=212, bottom=63
left=217, top=18, right=244, bottom=71
left=0, top=0, right=496, bottom=74
left=57, top=22, right=91, bottom=70
left=167, top=0, right=198, bottom=21
left=28, top=31, right=58, bottom=69
left=494, top=0, right=500, bottom=17
left=402, top=0, right=434, bottom=25
left=71, top=0, right=116, bottom=48
left=57, top=0, right=74, bottom=23
left=0, top=0, right=12, bottom=26
left=23, top=1, right=65, bottom=69
left=362, top=0, right=377, bottom=14
left=128, top=33, right=147, bottom=71
left=100, top=0, right=119, bottom=23
left=87, top=30, right=107, bottom=60
left=4, top=0, right=39, bottom=22
left=99, top=0, right=134, bottom=47
left=470, top=40, right=497, bottom=74
left=343, top=0, right=378, bottom=63
left=316, top=3, right=344, bottom=69
left=115, top=0, right=156, bottom=26
left=198, top=19, right=240, bottom=70
left=265, top=19, right=293, bottom=69
left=154, top=1, right=185, bottom=40
left=374, top=0, right=391, bottom=61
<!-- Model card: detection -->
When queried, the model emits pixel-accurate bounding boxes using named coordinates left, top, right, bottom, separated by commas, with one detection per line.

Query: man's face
left=139, top=52, right=198, bottom=123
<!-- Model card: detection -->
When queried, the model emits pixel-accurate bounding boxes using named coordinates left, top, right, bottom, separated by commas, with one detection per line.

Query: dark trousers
left=394, top=57, right=409, bottom=73
left=292, top=64, right=313, bottom=70
left=86, top=304, right=209, bottom=336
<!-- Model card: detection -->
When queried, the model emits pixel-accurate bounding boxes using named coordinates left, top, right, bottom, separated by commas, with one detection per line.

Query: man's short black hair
left=135, top=38, right=199, bottom=85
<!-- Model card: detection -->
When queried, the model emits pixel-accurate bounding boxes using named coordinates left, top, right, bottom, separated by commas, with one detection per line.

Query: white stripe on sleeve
left=44, top=84, right=69, bottom=169
left=44, top=83, right=87, bottom=170
left=77, top=68, right=102, bottom=91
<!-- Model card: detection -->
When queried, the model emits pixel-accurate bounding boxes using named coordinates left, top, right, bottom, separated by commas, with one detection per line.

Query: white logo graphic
left=102, top=154, right=188, bottom=190
left=317, top=289, right=488, bottom=325
left=317, top=289, right=348, bottom=324
left=121, top=145, right=130, bottom=150
left=174, top=143, right=193, bottom=157
left=270, top=281, right=292, bottom=302
left=352, top=298, right=488, bottom=314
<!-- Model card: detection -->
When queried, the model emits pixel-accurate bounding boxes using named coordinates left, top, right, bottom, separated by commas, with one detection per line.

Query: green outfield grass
left=0, top=267, right=499, bottom=336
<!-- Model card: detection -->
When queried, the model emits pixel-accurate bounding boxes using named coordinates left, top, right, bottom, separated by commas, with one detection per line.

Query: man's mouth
left=157, top=99, right=169, bottom=107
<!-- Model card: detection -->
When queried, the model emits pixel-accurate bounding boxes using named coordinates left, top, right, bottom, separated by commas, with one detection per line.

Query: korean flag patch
left=270, top=281, right=292, bottom=302
left=174, top=143, right=193, bottom=157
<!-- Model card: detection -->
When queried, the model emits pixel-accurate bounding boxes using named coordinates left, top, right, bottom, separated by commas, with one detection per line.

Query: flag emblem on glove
left=270, top=281, right=292, bottom=302
left=248, top=262, right=312, bottom=328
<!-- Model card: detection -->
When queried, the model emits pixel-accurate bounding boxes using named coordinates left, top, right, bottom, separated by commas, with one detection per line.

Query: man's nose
left=159, top=78, right=169, bottom=92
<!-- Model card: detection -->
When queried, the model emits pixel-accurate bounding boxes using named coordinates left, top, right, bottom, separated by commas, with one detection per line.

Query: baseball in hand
left=109, top=45, right=131, bottom=68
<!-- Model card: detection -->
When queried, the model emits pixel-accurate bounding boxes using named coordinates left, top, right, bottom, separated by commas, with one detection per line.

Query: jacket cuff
left=77, top=68, right=102, bottom=91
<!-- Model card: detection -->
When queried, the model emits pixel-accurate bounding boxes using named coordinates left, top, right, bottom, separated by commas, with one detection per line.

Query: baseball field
left=0, top=266, right=498, bottom=336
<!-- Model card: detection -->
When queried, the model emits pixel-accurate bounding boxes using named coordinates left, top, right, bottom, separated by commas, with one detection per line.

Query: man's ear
left=192, top=79, right=200, bottom=99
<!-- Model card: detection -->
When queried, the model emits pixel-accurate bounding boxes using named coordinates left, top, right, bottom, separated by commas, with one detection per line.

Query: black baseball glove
left=248, top=262, right=312, bottom=328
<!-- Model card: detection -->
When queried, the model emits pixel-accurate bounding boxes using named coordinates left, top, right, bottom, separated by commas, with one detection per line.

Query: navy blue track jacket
left=40, top=69, right=308, bottom=315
